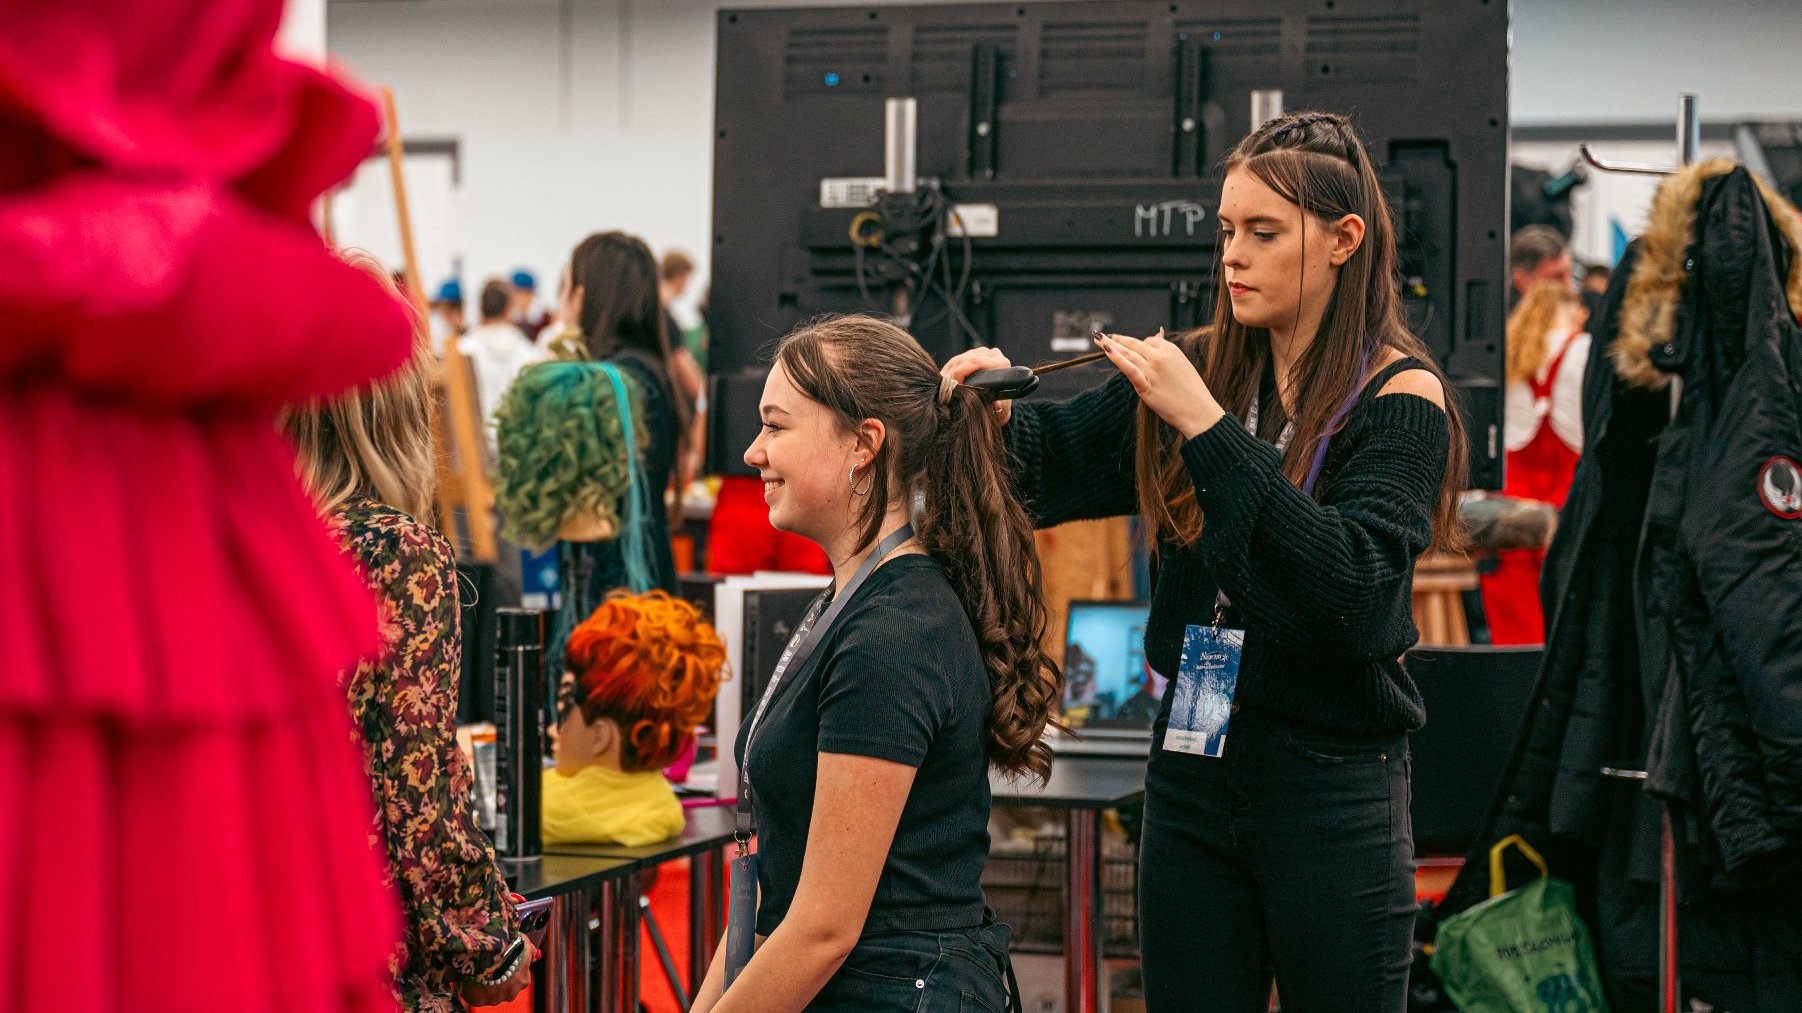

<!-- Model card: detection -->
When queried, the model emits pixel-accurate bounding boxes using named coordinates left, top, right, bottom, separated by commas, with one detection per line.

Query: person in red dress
left=1481, top=281, right=1590, bottom=644
left=0, top=2, right=417, bottom=1009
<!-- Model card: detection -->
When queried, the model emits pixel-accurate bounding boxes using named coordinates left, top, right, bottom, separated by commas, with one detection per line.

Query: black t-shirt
left=734, top=554, right=993, bottom=936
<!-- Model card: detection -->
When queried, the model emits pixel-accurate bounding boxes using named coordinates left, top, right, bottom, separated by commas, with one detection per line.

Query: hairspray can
left=493, top=607, right=545, bottom=862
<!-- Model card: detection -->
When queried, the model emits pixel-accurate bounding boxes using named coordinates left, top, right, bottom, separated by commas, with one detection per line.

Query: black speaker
left=1406, top=646, right=1541, bottom=857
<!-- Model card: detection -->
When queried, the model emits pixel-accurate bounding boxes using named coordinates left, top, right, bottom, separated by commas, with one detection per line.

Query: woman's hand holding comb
left=941, top=347, right=1017, bottom=425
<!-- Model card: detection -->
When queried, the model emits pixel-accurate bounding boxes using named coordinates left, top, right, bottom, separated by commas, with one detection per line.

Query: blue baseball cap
left=434, top=278, right=463, bottom=305
left=510, top=269, right=536, bottom=292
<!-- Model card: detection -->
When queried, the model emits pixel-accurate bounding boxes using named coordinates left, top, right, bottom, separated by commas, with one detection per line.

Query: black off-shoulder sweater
left=1005, top=360, right=1450, bottom=736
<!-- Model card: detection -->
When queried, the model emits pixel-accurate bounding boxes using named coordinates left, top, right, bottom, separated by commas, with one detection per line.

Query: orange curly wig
left=564, top=590, right=729, bottom=772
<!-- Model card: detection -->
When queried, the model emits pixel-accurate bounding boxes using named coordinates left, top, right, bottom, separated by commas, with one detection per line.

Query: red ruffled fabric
left=0, top=2, right=412, bottom=1009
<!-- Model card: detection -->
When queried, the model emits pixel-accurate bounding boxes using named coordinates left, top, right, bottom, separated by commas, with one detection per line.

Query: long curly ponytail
left=776, top=315, right=1061, bottom=781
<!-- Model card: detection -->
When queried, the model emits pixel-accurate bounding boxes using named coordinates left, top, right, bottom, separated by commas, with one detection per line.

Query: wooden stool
left=1412, top=553, right=1478, bottom=647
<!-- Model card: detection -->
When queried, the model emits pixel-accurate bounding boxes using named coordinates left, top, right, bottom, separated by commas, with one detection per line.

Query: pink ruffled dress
left=0, top=2, right=416, bottom=1009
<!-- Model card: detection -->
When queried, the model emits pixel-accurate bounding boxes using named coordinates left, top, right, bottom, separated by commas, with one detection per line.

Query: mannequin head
left=492, top=361, right=645, bottom=549
left=555, top=591, right=727, bottom=774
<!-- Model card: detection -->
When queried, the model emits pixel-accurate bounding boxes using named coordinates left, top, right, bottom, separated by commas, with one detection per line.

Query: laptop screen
left=1062, top=600, right=1161, bottom=730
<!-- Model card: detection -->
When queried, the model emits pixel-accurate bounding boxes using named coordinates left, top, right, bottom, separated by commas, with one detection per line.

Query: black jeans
left=807, top=919, right=1013, bottom=1013
left=1138, top=710, right=1416, bottom=1013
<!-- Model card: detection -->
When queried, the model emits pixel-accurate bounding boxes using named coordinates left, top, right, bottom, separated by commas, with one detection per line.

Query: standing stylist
left=945, top=112, right=1466, bottom=1012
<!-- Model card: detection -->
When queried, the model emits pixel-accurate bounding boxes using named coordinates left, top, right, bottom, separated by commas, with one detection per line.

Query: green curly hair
left=492, top=360, right=647, bottom=552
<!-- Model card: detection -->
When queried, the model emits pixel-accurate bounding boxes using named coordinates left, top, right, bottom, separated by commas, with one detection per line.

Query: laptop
left=1052, top=600, right=1159, bottom=756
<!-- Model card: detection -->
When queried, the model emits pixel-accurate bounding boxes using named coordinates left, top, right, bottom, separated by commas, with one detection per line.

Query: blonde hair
left=281, top=251, right=440, bottom=521
left=1506, top=281, right=1583, bottom=385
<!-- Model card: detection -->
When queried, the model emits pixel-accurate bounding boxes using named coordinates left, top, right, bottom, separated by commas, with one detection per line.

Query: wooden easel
left=379, top=87, right=498, bottom=562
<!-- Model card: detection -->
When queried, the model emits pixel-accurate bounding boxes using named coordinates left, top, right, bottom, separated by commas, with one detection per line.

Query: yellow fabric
left=541, top=765, right=684, bottom=847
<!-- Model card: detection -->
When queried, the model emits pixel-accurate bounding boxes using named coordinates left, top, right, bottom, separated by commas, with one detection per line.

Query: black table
left=542, top=804, right=738, bottom=1010
left=509, top=853, right=639, bottom=900
left=991, top=755, right=1147, bottom=1013
left=505, top=854, right=640, bottom=1013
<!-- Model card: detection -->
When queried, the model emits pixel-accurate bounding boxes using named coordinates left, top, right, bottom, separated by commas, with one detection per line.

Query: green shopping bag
left=1429, top=835, right=1610, bottom=1013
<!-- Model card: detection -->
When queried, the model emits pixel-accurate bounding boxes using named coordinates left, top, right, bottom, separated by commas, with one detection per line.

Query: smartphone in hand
left=513, top=895, right=554, bottom=951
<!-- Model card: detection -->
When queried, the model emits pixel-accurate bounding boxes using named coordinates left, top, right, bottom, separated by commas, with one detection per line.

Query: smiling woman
left=688, top=314, right=1058, bottom=1013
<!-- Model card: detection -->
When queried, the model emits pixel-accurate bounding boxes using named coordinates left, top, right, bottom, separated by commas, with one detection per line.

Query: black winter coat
left=1633, top=167, right=1802, bottom=880
left=1441, top=163, right=1802, bottom=1009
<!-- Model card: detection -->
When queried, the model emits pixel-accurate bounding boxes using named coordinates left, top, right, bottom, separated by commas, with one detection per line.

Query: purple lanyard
left=1214, top=351, right=1371, bottom=619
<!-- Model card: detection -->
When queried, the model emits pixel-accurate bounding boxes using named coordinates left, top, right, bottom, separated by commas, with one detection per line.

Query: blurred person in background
left=429, top=276, right=466, bottom=353
left=460, top=277, right=545, bottom=450
left=658, top=250, right=705, bottom=403
left=660, top=249, right=708, bottom=488
left=1579, top=261, right=1612, bottom=322
left=1507, top=224, right=1573, bottom=311
left=509, top=268, right=550, bottom=340
left=1581, top=262, right=1611, bottom=296
left=658, top=252, right=696, bottom=345
left=554, top=231, right=685, bottom=598
left=1480, top=280, right=1589, bottom=645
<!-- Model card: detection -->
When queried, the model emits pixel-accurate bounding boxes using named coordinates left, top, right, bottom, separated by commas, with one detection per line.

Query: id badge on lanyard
left=1161, top=388, right=1287, bottom=760
left=723, top=524, right=915, bottom=989
left=1159, top=354, right=1371, bottom=759
left=1163, top=624, right=1244, bottom=757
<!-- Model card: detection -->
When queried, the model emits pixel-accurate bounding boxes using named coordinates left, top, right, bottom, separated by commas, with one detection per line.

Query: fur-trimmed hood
left=1613, top=158, right=1802, bottom=389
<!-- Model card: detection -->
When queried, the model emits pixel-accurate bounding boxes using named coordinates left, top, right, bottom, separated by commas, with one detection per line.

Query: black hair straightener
left=957, top=331, right=1113, bottom=403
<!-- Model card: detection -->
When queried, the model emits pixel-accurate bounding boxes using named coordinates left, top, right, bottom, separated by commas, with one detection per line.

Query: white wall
left=326, top=0, right=969, bottom=320
left=324, top=0, right=1802, bottom=305
left=1511, top=0, right=1802, bottom=126
left=280, top=0, right=327, bottom=62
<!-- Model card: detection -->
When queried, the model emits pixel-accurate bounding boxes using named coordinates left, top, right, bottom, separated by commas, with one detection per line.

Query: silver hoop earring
left=849, top=464, right=873, bottom=496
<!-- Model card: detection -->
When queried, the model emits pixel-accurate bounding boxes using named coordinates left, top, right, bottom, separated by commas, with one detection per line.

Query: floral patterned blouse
left=328, top=496, right=519, bottom=1012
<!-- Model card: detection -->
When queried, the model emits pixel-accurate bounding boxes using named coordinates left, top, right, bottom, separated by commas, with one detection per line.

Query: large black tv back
left=710, top=1, right=1508, bottom=486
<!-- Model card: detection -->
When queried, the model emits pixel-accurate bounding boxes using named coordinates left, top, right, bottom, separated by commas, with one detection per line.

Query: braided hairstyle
left=1135, top=110, right=1468, bottom=554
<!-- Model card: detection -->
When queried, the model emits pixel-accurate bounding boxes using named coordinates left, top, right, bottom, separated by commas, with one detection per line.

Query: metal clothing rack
left=1580, top=93, right=1702, bottom=176
left=1585, top=92, right=1699, bottom=1013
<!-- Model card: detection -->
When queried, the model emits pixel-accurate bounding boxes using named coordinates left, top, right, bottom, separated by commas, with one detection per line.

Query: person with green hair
left=492, top=357, right=661, bottom=671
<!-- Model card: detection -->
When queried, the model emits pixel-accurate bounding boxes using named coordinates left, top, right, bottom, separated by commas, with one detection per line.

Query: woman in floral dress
left=284, top=255, right=532, bottom=1010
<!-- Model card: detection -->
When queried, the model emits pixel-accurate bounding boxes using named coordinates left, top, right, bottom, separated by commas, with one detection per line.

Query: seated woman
left=543, top=590, right=727, bottom=847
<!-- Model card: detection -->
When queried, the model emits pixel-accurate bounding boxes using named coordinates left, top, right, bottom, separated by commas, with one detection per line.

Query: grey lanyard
left=1244, top=387, right=1296, bottom=455
left=735, top=524, right=916, bottom=852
